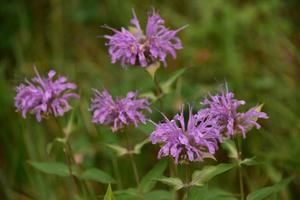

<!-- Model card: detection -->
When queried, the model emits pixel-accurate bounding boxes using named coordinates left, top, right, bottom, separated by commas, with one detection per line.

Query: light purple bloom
left=198, top=91, right=268, bottom=138
left=90, top=90, right=151, bottom=132
left=15, top=67, right=79, bottom=122
left=104, top=9, right=185, bottom=68
left=150, top=107, right=221, bottom=164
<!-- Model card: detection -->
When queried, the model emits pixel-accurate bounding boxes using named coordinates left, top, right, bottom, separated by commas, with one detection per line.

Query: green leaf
left=114, top=188, right=139, bottom=196
left=80, top=168, right=116, bottom=184
left=222, top=140, right=238, bottom=159
left=105, top=144, right=128, bottom=157
left=161, top=68, right=187, bottom=94
left=145, top=62, right=160, bottom=79
left=104, top=184, right=115, bottom=200
left=133, top=139, right=149, bottom=155
left=246, top=177, right=293, bottom=200
left=191, top=163, right=235, bottom=186
left=63, top=111, right=75, bottom=136
left=46, top=137, right=67, bottom=155
left=240, top=157, right=259, bottom=166
left=140, top=159, right=168, bottom=193
left=188, top=186, right=237, bottom=200
left=144, top=190, right=174, bottom=200
left=157, top=177, right=184, bottom=190
left=72, top=195, right=84, bottom=200
left=139, top=92, right=157, bottom=102
left=114, top=188, right=139, bottom=200
left=29, top=162, right=70, bottom=177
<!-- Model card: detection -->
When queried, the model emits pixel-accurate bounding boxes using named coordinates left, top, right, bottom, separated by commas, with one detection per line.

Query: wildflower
left=199, top=91, right=268, bottom=138
left=90, top=90, right=151, bottom=132
left=104, top=9, right=185, bottom=68
left=149, top=107, right=221, bottom=164
left=15, top=67, right=79, bottom=121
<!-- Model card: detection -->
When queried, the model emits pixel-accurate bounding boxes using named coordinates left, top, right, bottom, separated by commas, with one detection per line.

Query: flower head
left=15, top=67, right=79, bottom=121
left=90, top=90, right=151, bottom=132
left=199, top=91, right=268, bottom=138
left=104, top=9, right=185, bottom=68
left=149, top=107, right=221, bottom=164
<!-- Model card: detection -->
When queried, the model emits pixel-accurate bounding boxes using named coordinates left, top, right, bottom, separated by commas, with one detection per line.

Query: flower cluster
left=198, top=91, right=268, bottom=138
left=150, top=107, right=221, bottom=164
left=90, top=89, right=151, bottom=132
left=104, top=9, right=185, bottom=68
left=150, top=91, right=268, bottom=164
left=14, top=8, right=269, bottom=168
left=15, top=67, right=79, bottom=121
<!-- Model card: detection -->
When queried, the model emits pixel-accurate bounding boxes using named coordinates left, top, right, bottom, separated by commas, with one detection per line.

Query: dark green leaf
left=140, top=159, right=168, bottom=193
left=246, top=177, right=293, bottom=200
left=46, top=137, right=66, bottom=155
left=188, top=186, right=237, bottom=200
left=114, top=188, right=138, bottom=196
left=191, top=163, right=235, bottom=186
left=29, top=162, right=70, bottom=177
left=114, top=188, right=139, bottom=200
left=157, top=177, right=184, bottom=190
left=80, top=168, right=116, bottom=184
left=144, top=190, right=174, bottom=200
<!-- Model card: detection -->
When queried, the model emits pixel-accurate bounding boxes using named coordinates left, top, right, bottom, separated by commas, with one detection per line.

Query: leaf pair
left=246, top=177, right=293, bottom=200
left=29, top=162, right=115, bottom=184
left=113, top=160, right=168, bottom=199
left=157, top=163, right=235, bottom=190
left=106, top=139, right=149, bottom=157
left=141, top=67, right=188, bottom=102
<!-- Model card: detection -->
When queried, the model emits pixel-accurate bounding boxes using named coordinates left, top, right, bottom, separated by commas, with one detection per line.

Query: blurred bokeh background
left=1, top=0, right=300, bottom=199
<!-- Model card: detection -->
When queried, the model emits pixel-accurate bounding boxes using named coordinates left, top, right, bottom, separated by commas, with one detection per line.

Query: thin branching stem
left=154, top=74, right=164, bottom=112
left=235, top=137, right=245, bottom=200
left=124, top=131, right=140, bottom=186
left=53, top=117, right=83, bottom=197
left=185, top=163, right=191, bottom=200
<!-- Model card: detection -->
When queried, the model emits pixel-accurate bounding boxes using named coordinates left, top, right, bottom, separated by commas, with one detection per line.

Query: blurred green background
left=1, top=0, right=300, bottom=199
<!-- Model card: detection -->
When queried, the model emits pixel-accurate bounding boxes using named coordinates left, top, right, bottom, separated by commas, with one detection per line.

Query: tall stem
left=185, top=164, right=190, bottom=200
left=235, top=137, right=244, bottom=200
left=53, top=117, right=84, bottom=197
left=129, top=153, right=140, bottom=186
left=112, top=158, right=123, bottom=190
left=185, top=164, right=190, bottom=184
left=154, top=75, right=164, bottom=112
left=124, top=132, right=140, bottom=186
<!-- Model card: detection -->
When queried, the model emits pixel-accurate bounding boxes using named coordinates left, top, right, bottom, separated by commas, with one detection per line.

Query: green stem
left=124, top=132, right=140, bottom=187
left=53, top=117, right=83, bottom=197
left=154, top=74, right=164, bottom=111
left=130, top=153, right=140, bottom=186
left=185, top=164, right=190, bottom=200
left=112, top=157, right=123, bottom=190
left=235, top=137, right=244, bottom=200
left=185, top=164, right=190, bottom=184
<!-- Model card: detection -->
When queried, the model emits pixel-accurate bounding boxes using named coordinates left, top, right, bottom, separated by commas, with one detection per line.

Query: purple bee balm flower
left=199, top=91, right=268, bottom=138
left=90, top=89, right=151, bottom=132
left=149, top=107, right=221, bottom=164
left=15, top=67, right=79, bottom=122
left=104, top=9, right=185, bottom=68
